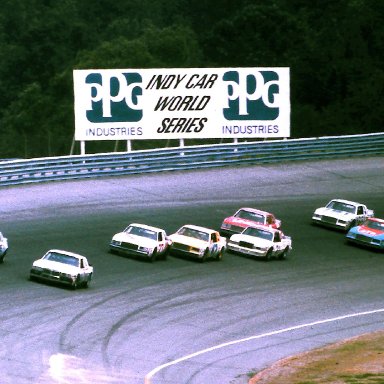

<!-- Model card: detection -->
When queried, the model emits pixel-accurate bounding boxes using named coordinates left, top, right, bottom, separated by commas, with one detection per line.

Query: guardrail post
left=80, top=141, right=86, bottom=155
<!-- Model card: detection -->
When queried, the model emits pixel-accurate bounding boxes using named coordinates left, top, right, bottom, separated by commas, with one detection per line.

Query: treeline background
left=0, top=0, right=383, bottom=158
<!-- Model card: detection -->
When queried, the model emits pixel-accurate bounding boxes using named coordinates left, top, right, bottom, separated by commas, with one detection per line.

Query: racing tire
left=199, top=249, right=209, bottom=263
left=71, top=275, right=80, bottom=290
left=278, top=248, right=289, bottom=260
left=149, top=249, right=157, bottom=263
left=215, top=248, right=224, bottom=261
left=264, top=249, right=273, bottom=262
left=83, top=274, right=92, bottom=288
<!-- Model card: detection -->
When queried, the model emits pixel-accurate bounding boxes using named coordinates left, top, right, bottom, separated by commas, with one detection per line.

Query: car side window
left=158, top=232, right=163, bottom=241
left=357, top=206, right=364, bottom=215
left=274, top=233, right=281, bottom=242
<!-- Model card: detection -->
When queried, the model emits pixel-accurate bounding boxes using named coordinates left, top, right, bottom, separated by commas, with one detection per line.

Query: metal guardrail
left=0, top=133, right=383, bottom=186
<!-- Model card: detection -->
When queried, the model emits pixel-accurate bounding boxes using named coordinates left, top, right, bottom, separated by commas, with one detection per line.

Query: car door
left=80, top=258, right=91, bottom=282
left=356, top=206, right=365, bottom=224
left=273, top=232, right=283, bottom=254
left=209, top=232, right=222, bottom=257
left=157, top=231, right=167, bottom=254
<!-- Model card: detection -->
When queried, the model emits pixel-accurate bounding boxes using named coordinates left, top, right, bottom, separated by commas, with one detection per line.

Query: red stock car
left=220, top=207, right=281, bottom=237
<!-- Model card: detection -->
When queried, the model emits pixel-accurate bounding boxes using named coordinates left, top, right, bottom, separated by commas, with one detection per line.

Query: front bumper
left=346, top=234, right=384, bottom=250
left=227, top=242, right=267, bottom=258
left=169, top=243, right=203, bottom=259
left=312, top=216, right=351, bottom=230
left=30, top=268, right=75, bottom=286
left=109, top=241, right=152, bottom=258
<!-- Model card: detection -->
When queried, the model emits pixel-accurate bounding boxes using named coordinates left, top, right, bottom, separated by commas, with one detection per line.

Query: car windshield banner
left=73, top=67, right=290, bottom=141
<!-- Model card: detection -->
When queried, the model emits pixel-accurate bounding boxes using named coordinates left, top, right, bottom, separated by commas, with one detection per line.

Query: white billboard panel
left=73, top=68, right=290, bottom=141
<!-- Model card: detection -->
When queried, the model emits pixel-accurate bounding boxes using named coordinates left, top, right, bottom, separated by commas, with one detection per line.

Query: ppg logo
left=223, top=70, right=281, bottom=120
left=84, top=72, right=143, bottom=123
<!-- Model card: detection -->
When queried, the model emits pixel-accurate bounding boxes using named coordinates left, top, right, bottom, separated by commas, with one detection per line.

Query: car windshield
left=242, top=227, right=274, bottom=241
left=364, top=220, right=384, bottom=231
left=43, top=252, right=80, bottom=267
left=124, top=225, right=157, bottom=240
left=326, top=201, right=356, bottom=214
left=177, top=227, right=210, bottom=241
left=235, top=209, right=265, bottom=224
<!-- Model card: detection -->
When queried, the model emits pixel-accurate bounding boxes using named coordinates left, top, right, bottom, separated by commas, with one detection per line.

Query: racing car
left=220, top=207, right=281, bottom=237
left=312, top=199, right=374, bottom=231
left=30, top=249, right=93, bottom=289
left=0, top=232, right=8, bottom=263
left=346, top=217, right=384, bottom=250
left=227, top=225, right=292, bottom=261
left=110, top=223, right=171, bottom=261
left=168, top=224, right=226, bottom=262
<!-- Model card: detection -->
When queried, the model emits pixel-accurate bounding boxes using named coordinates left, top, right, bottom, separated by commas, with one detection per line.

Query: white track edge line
left=144, top=308, right=384, bottom=384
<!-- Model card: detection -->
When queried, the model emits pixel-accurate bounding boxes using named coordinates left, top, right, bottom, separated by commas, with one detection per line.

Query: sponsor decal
left=359, top=227, right=383, bottom=236
left=223, top=70, right=281, bottom=121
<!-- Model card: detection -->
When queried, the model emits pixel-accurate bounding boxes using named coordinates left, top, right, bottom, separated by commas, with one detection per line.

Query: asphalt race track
left=0, top=156, right=383, bottom=384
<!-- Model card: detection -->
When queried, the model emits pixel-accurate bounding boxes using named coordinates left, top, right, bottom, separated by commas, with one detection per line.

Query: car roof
left=180, top=224, right=217, bottom=234
left=328, top=199, right=363, bottom=206
left=129, top=223, right=164, bottom=232
left=47, top=249, right=85, bottom=259
left=234, top=207, right=272, bottom=216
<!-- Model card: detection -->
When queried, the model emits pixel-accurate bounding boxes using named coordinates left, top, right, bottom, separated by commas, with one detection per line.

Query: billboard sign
left=73, top=67, right=290, bottom=141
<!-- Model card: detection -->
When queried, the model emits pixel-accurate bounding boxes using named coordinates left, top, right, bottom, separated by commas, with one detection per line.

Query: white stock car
left=312, top=199, right=374, bottom=231
left=227, top=225, right=292, bottom=261
left=168, top=224, right=226, bottom=262
left=30, top=249, right=93, bottom=289
left=0, top=232, right=8, bottom=263
left=109, top=223, right=170, bottom=262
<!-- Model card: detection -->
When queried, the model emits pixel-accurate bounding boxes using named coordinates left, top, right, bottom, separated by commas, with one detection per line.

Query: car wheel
left=199, top=249, right=209, bottom=263
left=278, top=248, right=289, bottom=260
left=149, top=249, right=157, bottom=263
left=71, top=275, right=80, bottom=290
left=264, top=249, right=272, bottom=261
left=215, top=248, right=224, bottom=261
left=83, top=273, right=92, bottom=288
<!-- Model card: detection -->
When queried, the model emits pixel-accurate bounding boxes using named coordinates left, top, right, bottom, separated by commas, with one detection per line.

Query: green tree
left=0, top=0, right=383, bottom=157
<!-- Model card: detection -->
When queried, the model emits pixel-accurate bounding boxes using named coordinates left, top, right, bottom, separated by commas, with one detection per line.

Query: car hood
left=32, top=259, right=80, bottom=274
left=169, top=234, right=207, bottom=248
left=230, top=234, right=272, bottom=247
left=315, top=207, right=355, bottom=219
left=112, top=232, right=158, bottom=247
